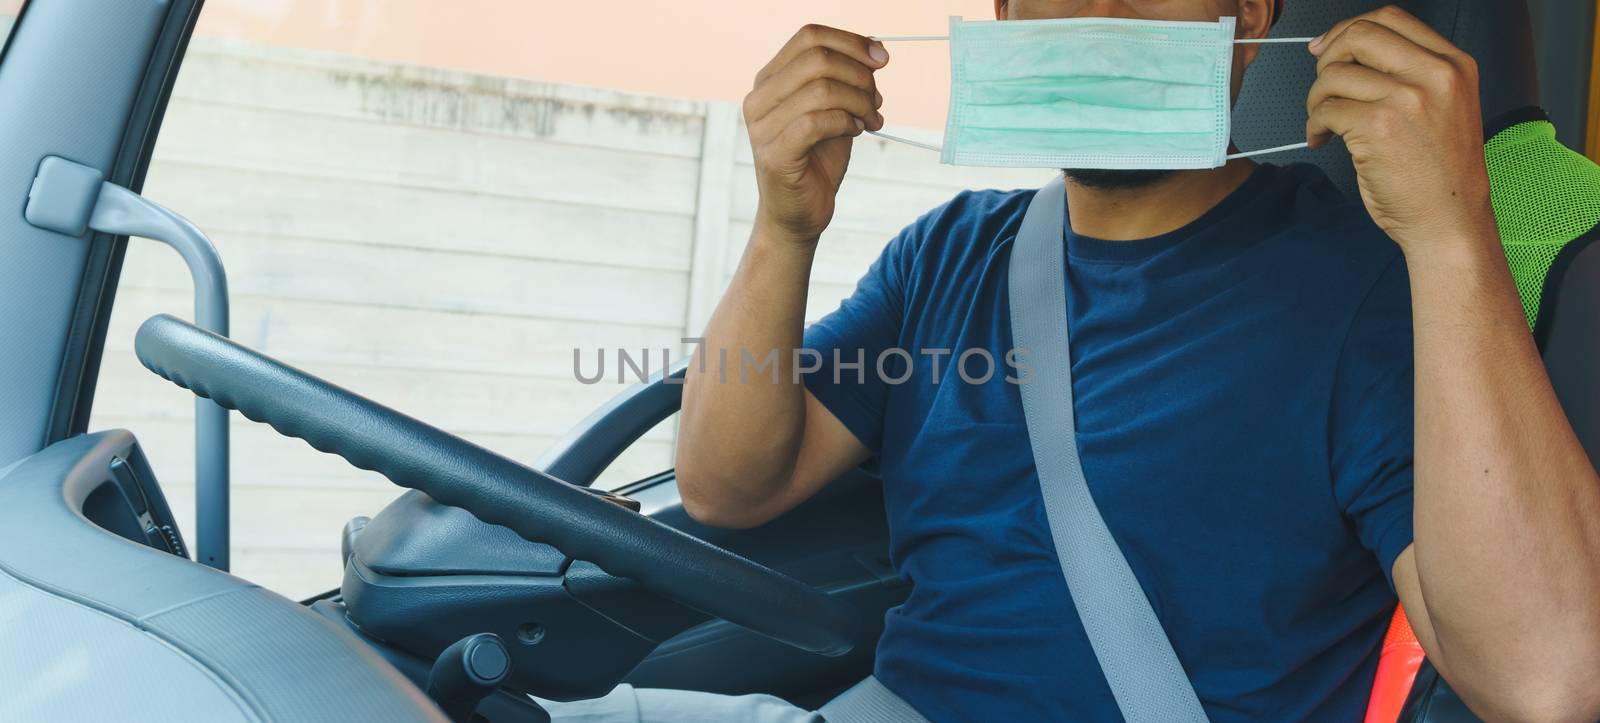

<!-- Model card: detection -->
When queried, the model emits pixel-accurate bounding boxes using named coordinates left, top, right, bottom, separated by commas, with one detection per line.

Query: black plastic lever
left=426, top=633, right=512, bottom=722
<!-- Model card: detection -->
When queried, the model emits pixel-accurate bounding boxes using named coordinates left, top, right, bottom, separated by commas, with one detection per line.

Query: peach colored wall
left=190, top=0, right=992, bottom=130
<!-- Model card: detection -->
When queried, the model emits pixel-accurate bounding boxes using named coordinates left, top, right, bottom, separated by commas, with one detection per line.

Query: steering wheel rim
left=133, top=314, right=861, bottom=656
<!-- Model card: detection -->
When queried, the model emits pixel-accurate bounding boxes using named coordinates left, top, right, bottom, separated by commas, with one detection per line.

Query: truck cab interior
left=0, top=1, right=1595, bottom=721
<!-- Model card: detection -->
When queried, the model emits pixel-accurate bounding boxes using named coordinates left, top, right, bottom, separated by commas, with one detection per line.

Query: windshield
left=77, top=0, right=1047, bottom=599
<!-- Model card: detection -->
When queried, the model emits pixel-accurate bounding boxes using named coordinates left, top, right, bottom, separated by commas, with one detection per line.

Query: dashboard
left=0, top=430, right=444, bottom=722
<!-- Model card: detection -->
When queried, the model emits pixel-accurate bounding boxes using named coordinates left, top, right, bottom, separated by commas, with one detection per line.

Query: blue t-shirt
left=802, top=163, right=1416, bottom=722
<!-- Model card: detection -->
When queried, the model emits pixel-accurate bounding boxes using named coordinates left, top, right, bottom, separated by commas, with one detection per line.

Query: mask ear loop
left=863, top=35, right=951, bottom=151
left=871, top=36, right=1318, bottom=43
left=864, top=34, right=1319, bottom=158
left=1227, top=36, right=1316, bottom=158
left=865, top=129, right=944, bottom=152
left=1226, top=142, right=1310, bottom=159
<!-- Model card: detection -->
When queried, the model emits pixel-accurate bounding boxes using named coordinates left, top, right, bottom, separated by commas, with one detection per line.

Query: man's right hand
left=744, top=24, right=888, bottom=246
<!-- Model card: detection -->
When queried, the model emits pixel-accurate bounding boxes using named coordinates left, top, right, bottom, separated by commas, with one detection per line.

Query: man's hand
left=744, top=25, right=888, bottom=247
left=1306, top=6, right=1496, bottom=253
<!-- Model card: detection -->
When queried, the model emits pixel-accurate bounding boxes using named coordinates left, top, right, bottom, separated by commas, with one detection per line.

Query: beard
left=1062, top=168, right=1175, bottom=190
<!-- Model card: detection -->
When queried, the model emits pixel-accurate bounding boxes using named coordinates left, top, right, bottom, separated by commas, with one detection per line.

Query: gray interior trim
left=27, top=155, right=234, bottom=570
left=48, top=0, right=205, bottom=448
left=0, top=430, right=445, bottom=722
left=0, top=565, right=256, bottom=723
left=0, top=0, right=169, bottom=466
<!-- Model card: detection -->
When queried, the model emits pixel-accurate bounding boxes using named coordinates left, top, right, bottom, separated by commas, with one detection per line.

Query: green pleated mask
left=873, top=16, right=1312, bottom=170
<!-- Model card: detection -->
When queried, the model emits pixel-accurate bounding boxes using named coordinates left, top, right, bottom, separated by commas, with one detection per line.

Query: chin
left=1062, top=169, right=1176, bottom=190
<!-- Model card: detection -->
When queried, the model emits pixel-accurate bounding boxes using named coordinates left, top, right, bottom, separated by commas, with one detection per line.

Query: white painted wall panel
left=174, top=40, right=710, bottom=159
left=118, top=231, right=690, bottom=328
left=141, top=157, right=696, bottom=272
left=108, top=288, right=682, bottom=380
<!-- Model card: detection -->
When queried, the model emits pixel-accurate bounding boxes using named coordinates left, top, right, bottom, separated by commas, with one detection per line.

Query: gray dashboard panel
left=0, top=568, right=253, bottom=723
left=0, top=431, right=445, bottom=722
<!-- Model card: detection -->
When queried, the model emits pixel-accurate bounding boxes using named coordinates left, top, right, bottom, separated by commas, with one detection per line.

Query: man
left=549, top=1, right=1600, bottom=721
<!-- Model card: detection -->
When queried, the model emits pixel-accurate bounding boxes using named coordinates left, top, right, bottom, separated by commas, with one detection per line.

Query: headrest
left=1483, top=110, right=1600, bottom=339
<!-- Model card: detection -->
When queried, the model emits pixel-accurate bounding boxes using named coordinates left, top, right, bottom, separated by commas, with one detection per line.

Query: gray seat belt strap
left=819, top=675, right=929, bottom=723
left=1009, top=175, right=1209, bottom=723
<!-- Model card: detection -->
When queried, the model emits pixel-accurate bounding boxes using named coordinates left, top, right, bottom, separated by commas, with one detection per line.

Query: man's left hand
left=1306, top=5, right=1496, bottom=254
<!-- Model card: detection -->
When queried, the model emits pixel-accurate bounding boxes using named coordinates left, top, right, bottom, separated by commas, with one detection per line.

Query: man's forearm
left=1405, top=231, right=1600, bottom=712
left=677, top=224, right=818, bottom=522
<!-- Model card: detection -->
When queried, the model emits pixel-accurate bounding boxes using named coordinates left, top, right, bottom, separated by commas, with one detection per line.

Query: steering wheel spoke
left=133, top=313, right=862, bottom=657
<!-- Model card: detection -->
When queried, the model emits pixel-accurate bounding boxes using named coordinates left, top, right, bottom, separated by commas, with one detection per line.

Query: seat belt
left=819, top=676, right=929, bottom=723
left=823, top=176, right=1205, bottom=723
left=1008, top=175, right=1209, bottom=723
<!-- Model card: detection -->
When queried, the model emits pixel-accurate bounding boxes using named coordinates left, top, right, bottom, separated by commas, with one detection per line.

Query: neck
left=1064, top=159, right=1258, bottom=241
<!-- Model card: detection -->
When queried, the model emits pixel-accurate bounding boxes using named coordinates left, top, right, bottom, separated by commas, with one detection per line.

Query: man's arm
left=677, top=229, right=871, bottom=529
left=1309, top=8, right=1600, bottom=721
left=676, top=25, right=887, bottom=529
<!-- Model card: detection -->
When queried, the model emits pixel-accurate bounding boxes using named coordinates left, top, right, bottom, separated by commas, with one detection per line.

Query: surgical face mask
left=871, top=16, right=1313, bottom=170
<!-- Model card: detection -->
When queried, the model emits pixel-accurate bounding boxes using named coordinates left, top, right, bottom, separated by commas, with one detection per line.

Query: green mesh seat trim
left=1486, top=119, right=1600, bottom=330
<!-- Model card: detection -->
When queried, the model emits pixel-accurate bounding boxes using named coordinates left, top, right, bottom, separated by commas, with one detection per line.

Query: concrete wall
left=190, top=0, right=986, bottom=130
left=85, top=38, right=1052, bottom=599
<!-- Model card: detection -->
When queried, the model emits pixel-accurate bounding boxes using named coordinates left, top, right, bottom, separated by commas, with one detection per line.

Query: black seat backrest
left=1542, top=239, right=1600, bottom=465
left=1240, top=3, right=1598, bottom=467
left=1234, top=0, right=1540, bottom=198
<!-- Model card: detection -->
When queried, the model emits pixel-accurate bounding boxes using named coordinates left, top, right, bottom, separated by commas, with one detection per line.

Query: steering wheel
left=133, top=313, right=862, bottom=657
